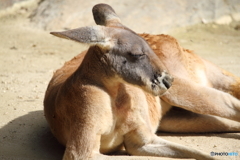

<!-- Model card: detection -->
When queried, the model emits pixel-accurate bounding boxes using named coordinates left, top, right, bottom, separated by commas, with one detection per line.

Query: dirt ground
left=0, top=1, right=240, bottom=160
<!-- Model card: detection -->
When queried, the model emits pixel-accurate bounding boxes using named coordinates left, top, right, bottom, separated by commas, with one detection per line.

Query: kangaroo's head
left=50, top=4, right=173, bottom=96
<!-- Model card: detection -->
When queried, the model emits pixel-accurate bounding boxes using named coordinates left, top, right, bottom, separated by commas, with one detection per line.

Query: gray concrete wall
left=2, top=0, right=240, bottom=33
left=0, top=0, right=27, bottom=10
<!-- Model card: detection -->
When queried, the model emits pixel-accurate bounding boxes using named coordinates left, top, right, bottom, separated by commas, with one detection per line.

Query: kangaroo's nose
left=163, top=77, right=171, bottom=89
left=162, top=75, right=173, bottom=89
left=158, top=71, right=173, bottom=89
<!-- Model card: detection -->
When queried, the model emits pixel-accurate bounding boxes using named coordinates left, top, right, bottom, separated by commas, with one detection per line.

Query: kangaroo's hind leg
left=158, top=107, right=240, bottom=133
left=123, top=126, right=214, bottom=160
left=203, top=59, right=240, bottom=100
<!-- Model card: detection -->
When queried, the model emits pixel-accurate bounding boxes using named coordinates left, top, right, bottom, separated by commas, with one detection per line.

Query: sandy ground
left=0, top=2, right=240, bottom=160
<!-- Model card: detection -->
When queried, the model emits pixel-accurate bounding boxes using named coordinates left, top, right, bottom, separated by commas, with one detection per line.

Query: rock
left=232, top=12, right=240, bottom=21
left=214, top=15, right=232, bottom=25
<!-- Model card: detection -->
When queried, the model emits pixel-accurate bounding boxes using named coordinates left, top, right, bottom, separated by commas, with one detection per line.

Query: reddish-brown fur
left=44, top=3, right=240, bottom=160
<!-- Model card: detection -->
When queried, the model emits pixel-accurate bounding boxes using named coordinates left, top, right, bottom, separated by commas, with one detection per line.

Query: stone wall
left=2, top=0, right=240, bottom=33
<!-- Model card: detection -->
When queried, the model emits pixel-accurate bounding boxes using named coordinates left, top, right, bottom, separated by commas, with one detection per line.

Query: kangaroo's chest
left=100, top=84, right=161, bottom=153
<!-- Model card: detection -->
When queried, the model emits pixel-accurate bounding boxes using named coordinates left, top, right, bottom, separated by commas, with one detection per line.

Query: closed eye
left=128, top=52, right=145, bottom=58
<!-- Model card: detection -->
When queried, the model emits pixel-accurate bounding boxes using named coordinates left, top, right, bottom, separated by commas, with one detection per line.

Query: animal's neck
left=73, top=46, right=121, bottom=93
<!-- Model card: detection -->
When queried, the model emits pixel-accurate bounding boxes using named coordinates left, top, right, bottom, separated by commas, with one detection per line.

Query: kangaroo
left=44, top=3, right=240, bottom=160
left=92, top=3, right=240, bottom=132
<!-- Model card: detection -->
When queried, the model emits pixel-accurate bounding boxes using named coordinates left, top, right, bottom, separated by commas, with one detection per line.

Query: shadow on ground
left=0, top=111, right=64, bottom=160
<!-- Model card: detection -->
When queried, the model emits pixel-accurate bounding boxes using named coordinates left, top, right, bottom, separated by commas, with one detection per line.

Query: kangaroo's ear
left=92, top=3, right=136, bottom=34
left=50, top=26, right=113, bottom=48
left=92, top=3, right=120, bottom=26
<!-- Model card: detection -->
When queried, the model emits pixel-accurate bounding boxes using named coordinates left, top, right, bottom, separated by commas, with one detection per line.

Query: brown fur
left=44, top=3, right=240, bottom=160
